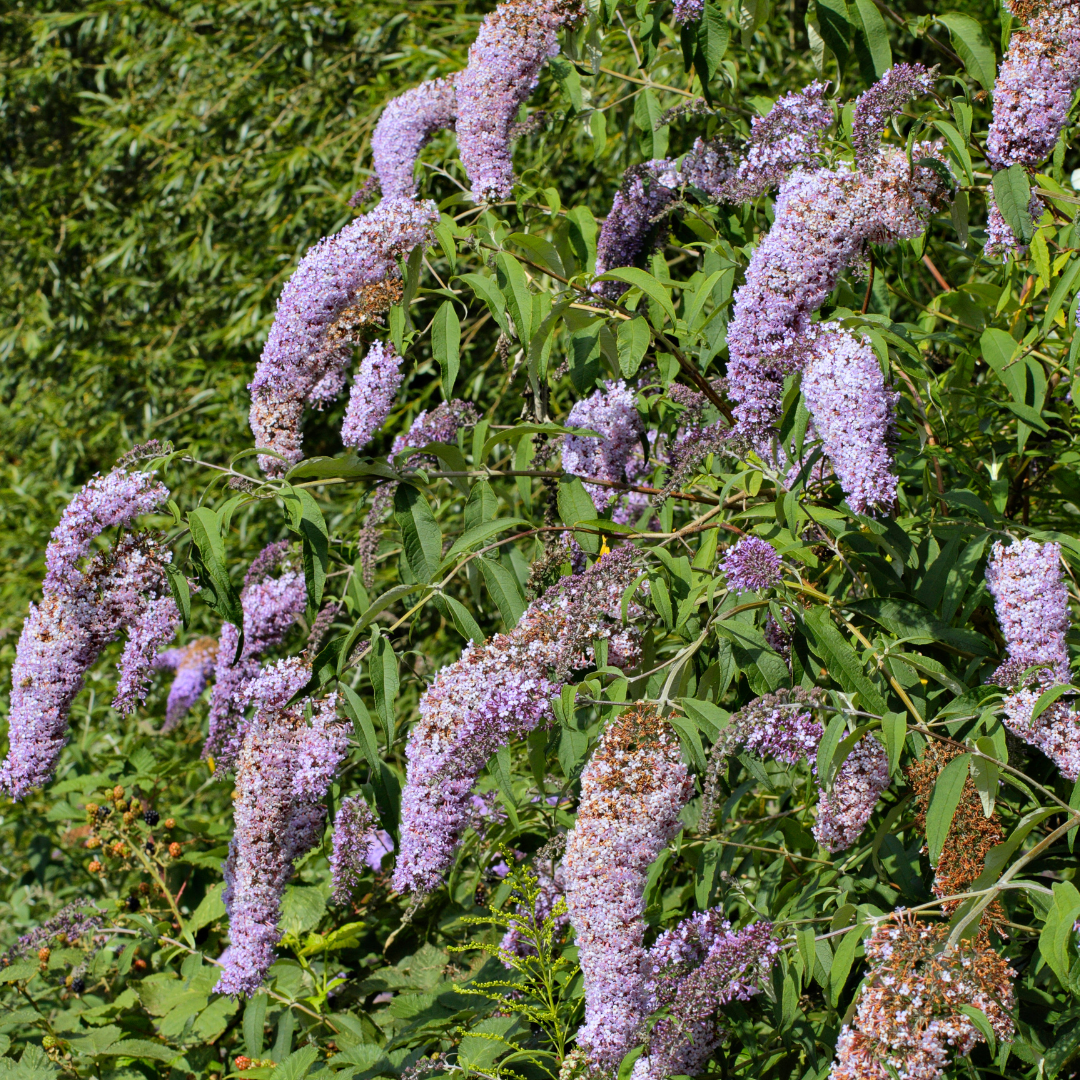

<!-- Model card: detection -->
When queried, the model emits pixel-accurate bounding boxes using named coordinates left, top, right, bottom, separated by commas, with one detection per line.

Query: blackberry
left=71, top=977, right=85, bottom=994
left=143, top=809, right=159, bottom=826
left=127, top=894, right=140, bottom=912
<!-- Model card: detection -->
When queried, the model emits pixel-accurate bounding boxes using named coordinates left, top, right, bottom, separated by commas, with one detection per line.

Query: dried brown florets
left=831, top=914, right=1015, bottom=1080
left=906, top=742, right=1004, bottom=920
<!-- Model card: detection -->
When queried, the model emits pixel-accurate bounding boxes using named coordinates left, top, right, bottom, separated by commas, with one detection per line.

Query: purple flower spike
left=722, top=536, right=782, bottom=592
left=392, top=400, right=480, bottom=459
left=341, top=341, right=405, bottom=450
left=249, top=196, right=438, bottom=475
left=154, top=638, right=219, bottom=731
left=726, top=148, right=951, bottom=437
left=455, top=0, right=585, bottom=202
left=633, top=915, right=779, bottom=1080
left=562, top=382, right=647, bottom=509
left=985, top=3, right=1080, bottom=254
left=812, top=735, right=890, bottom=851
left=393, top=547, right=643, bottom=895
left=330, top=796, right=391, bottom=904
left=204, top=543, right=306, bottom=773
left=216, top=659, right=345, bottom=997
left=851, top=64, right=935, bottom=171
left=986, top=538, right=1080, bottom=779
left=801, top=328, right=899, bottom=514
left=564, top=705, right=695, bottom=1070
left=1, top=467, right=174, bottom=801
left=372, top=77, right=457, bottom=200
left=672, top=0, right=705, bottom=23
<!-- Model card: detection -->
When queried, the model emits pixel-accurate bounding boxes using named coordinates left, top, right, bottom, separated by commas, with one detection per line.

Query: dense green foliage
left=2, top=1, right=1080, bottom=1079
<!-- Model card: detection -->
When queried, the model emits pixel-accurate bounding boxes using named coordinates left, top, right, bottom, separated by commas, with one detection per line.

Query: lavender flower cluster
left=341, top=341, right=404, bottom=450
left=216, top=658, right=347, bottom=996
left=851, top=64, right=935, bottom=172
left=563, top=704, right=695, bottom=1069
left=154, top=637, right=219, bottom=731
left=330, top=795, right=393, bottom=904
left=204, top=542, right=307, bottom=773
left=985, top=538, right=1080, bottom=779
left=986, top=0, right=1080, bottom=253
left=249, top=196, right=438, bottom=474
left=1, top=468, right=177, bottom=801
left=721, top=535, right=782, bottom=592
left=562, top=381, right=647, bottom=509
left=633, top=914, right=779, bottom=1080
left=393, top=547, right=642, bottom=894
left=455, top=0, right=584, bottom=202
left=371, top=77, right=457, bottom=200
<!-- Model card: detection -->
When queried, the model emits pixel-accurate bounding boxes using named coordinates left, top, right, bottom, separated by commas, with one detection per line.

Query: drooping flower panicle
left=564, top=704, right=694, bottom=1070
left=801, top=328, right=899, bottom=514
left=372, top=77, right=457, bottom=200
left=829, top=915, right=1015, bottom=1080
left=851, top=64, right=935, bottom=171
left=812, top=734, right=890, bottom=851
left=204, top=542, right=306, bottom=773
left=249, top=196, right=438, bottom=474
left=1, top=467, right=176, bottom=801
left=721, top=535, right=782, bottom=592
left=393, top=546, right=642, bottom=895
left=985, top=538, right=1080, bottom=779
left=216, top=659, right=346, bottom=996
left=154, top=637, right=219, bottom=731
left=986, top=0, right=1080, bottom=253
left=454, top=0, right=585, bottom=202
left=330, top=795, right=391, bottom=904
left=340, top=340, right=405, bottom=450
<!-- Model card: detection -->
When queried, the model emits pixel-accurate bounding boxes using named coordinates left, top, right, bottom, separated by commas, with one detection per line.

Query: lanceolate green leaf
left=394, top=483, right=442, bottom=584
left=926, top=753, right=971, bottom=865
left=432, top=300, right=461, bottom=398
left=937, top=12, right=997, bottom=89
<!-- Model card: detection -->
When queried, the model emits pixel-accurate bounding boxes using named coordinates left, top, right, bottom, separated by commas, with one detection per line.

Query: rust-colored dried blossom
left=906, top=743, right=1004, bottom=918
left=830, top=915, right=1015, bottom=1080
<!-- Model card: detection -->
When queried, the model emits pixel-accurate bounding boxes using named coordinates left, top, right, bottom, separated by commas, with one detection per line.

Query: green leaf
left=992, top=165, right=1034, bottom=244
left=558, top=476, right=602, bottom=554
left=616, top=316, right=651, bottom=378
left=830, top=921, right=868, bottom=1007
left=340, top=684, right=382, bottom=771
left=443, top=595, right=484, bottom=643
left=394, top=483, right=442, bottom=584
left=816, top=713, right=849, bottom=790
left=478, top=555, right=527, bottom=627
left=926, top=752, right=971, bottom=865
left=444, top=517, right=529, bottom=562
left=549, top=55, right=583, bottom=111
left=432, top=300, right=461, bottom=398
left=696, top=0, right=730, bottom=83
left=273, top=1044, right=320, bottom=1080
left=882, top=711, right=907, bottom=775
left=815, top=0, right=850, bottom=62
left=496, top=251, right=535, bottom=344
left=958, top=1005, right=997, bottom=1055
left=1031, top=683, right=1074, bottom=721
left=164, top=563, right=191, bottom=630
left=803, top=607, right=887, bottom=713
left=1043, top=255, right=1080, bottom=332
left=188, top=506, right=244, bottom=637
left=369, top=630, right=399, bottom=736
left=596, top=267, right=677, bottom=326
left=931, top=120, right=974, bottom=186
left=1040, top=881, right=1080, bottom=985
left=465, top=479, right=499, bottom=531
left=281, top=485, right=329, bottom=609
left=243, top=993, right=268, bottom=1059
left=851, top=0, right=891, bottom=75
left=937, top=13, right=997, bottom=89
left=567, top=206, right=599, bottom=272
left=459, top=272, right=510, bottom=335
left=286, top=452, right=400, bottom=482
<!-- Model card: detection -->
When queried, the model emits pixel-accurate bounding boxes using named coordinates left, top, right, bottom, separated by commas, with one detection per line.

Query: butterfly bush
left=562, top=381, right=647, bottom=509
left=153, top=637, right=218, bottom=731
left=812, top=735, right=891, bottom=851
left=394, top=547, right=642, bottom=894
left=726, top=146, right=951, bottom=438
left=372, top=77, right=457, bottom=200
left=985, top=538, right=1080, bottom=779
left=455, top=0, right=585, bottom=201
left=986, top=0, right=1080, bottom=253
left=1, top=468, right=175, bottom=800
left=721, top=535, right=782, bottom=592
left=829, top=916, right=1015, bottom=1080
left=593, top=83, right=832, bottom=297
left=341, top=341, right=404, bottom=450
left=216, top=658, right=346, bottom=996
left=851, top=63, right=935, bottom=171
left=564, top=704, right=694, bottom=1070
left=249, top=196, right=438, bottom=474
left=204, top=542, right=307, bottom=772
left=800, top=328, right=899, bottom=514
left=633, top=914, right=779, bottom=1080
left=330, top=795, right=391, bottom=904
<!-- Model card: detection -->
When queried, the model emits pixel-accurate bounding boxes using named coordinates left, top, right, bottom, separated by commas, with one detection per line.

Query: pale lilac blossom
left=330, top=796, right=390, bottom=904
left=455, top=0, right=585, bottom=201
left=249, top=196, right=438, bottom=474
left=801, top=328, right=899, bottom=514
left=851, top=64, right=935, bottom=171
left=340, top=341, right=404, bottom=450
left=216, top=659, right=346, bottom=996
left=372, top=77, right=457, bottom=200
left=393, top=547, right=642, bottom=894
left=812, top=735, right=890, bottom=851
left=564, top=705, right=695, bottom=1070
left=154, top=638, right=219, bottom=731
left=721, top=536, right=782, bottom=592
left=985, top=538, right=1080, bottom=779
